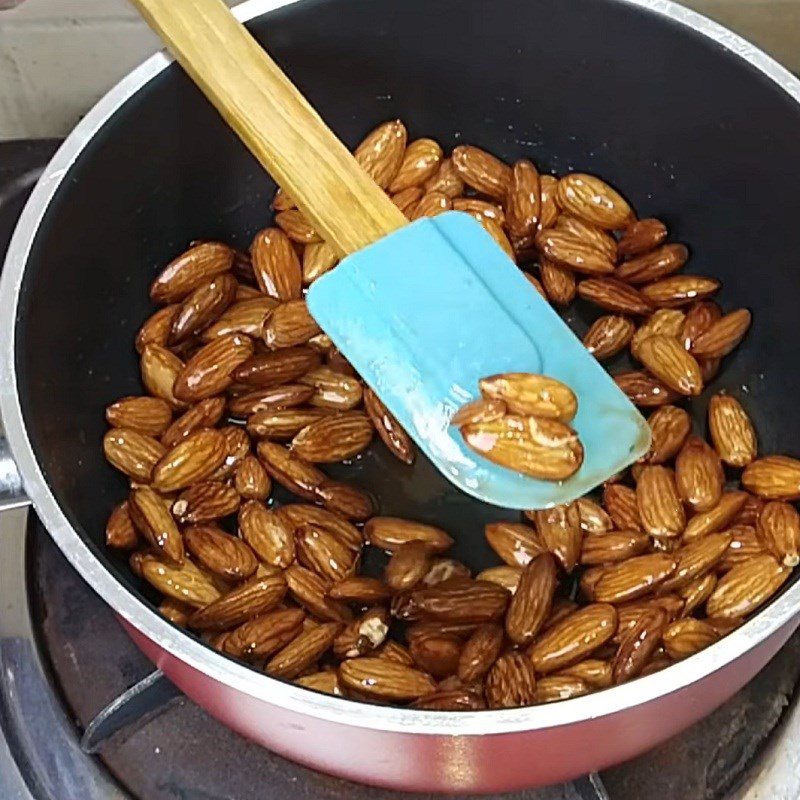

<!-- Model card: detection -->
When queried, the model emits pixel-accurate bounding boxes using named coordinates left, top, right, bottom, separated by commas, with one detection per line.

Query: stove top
left=1, top=140, right=799, bottom=800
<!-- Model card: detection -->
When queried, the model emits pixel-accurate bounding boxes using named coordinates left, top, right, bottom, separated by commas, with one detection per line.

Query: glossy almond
left=637, top=335, right=703, bottom=396
left=691, top=309, right=751, bottom=358
left=233, top=346, right=321, bottom=388
left=299, top=367, right=363, bottom=410
left=397, top=580, right=510, bottom=624
left=467, top=212, right=515, bottom=260
left=660, top=532, right=732, bottom=591
left=457, top=623, right=504, bottom=682
left=424, top=157, right=464, bottom=198
left=151, top=428, right=227, bottom=492
left=409, top=191, right=452, bottom=221
left=461, top=414, right=584, bottom=481
left=169, top=273, right=237, bottom=343
left=485, top=653, right=537, bottom=709
left=535, top=229, right=615, bottom=275
left=285, top=564, right=352, bottom=623
left=106, top=502, right=138, bottom=549
left=279, top=503, right=363, bottom=551
left=663, top=618, right=719, bottom=660
left=615, top=243, right=688, bottom=284
left=679, top=573, right=718, bottom=618
left=296, top=523, right=357, bottom=582
left=333, top=607, right=390, bottom=659
left=262, top=300, right=321, bottom=349
left=313, top=479, right=373, bottom=521
left=706, top=554, right=790, bottom=618
left=161, top=397, right=226, bottom=448
left=680, top=301, right=721, bottom=350
left=363, top=386, right=414, bottom=465
left=708, top=394, right=757, bottom=467
left=250, top=227, right=302, bottom=300
left=675, top=436, right=724, bottom=512
left=208, top=425, right=250, bottom=481
left=140, top=344, right=186, bottom=409
left=758, top=501, right=800, bottom=567
left=555, top=214, right=618, bottom=261
left=484, top=521, right=546, bottom=567
left=136, top=305, right=179, bottom=353
left=140, top=554, right=223, bottom=608
left=583, top=315, right=635, bottom=360
left=574, top=498, right=612, bottom=535
left=129, top=486, right=184, bottom=563
left=267, top=622, right=341, bottom=680
left=718, top=525, right=765, bottom=570
left=353, top=119, right=407, bottom=189
left=173, top=334, right=254, bottom=402
left=150, top=242, right=234, bottom=303
left=577, top=278, right=652, bottom=315
left=505, top=553, right=557, bottom=645
left=617, top=218, right=668, bottom=258
left=103, top=428, right=166, bottom=482
left=594, top=553, right=677, bottom=603
left=528, top=604, right=618, bottom=673
left=256, top=440, right=326, bottom=499
left=450, top=397, right=507, bottom=428
left=603, top=484, right=642, bottom=531
left=387, top=137, right=444, bottom=193
left=640, top=275, right=720, bottom=308
left=636, top=466, right=685, bottom=537
left=612, top=607, right=668, bottom=684
left=184, top=523, right=257, bottom=581
left=228, top=384, right=315, bottom=418
left=478, top=372, right=578, bottom=422
left=555, top=173, right=632, bottom=230
left=540, top=260, right=576, bottom=306
left=106, top=396, right=172, bottom=437
left=223, top=607, right=305, bottom=658
left=384, top=541, right=434, bottom=592
left=364, top=517, right=453, bottom=553
left=339, top=657, right=436, bottom=702
left=537, top=174, right=560, bottom=230
left=451, top=144, right=512, bottom=200
left=238, top=500, right=294, bottom=567
left=532, top=502, right=584, bottom=573
left=172, top=481, right=240, bottom=523
left=743, top=456, right=800, bottom=500
left=682, top=491, right=748, bottom=541
left=630, top=308, right=686, bottom=360
left=580, top=530, right=649, bottom=565
left=643, top=405, right=691, bottom=464
left=556, top=658, right=613, bottom=689
left=328, top=576, right=392, bottom=604
left=301, top=240, right=340, bottom=284
left=291, top=411, right=373, bottom=463
left=504, top=159, right=540, bottom=239
left=247, top=407, right=330, bottom=441
left=274, top=209, right=321, bottom=244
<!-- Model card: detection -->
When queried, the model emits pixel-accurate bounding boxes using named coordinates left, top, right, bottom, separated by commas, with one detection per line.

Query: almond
left=504, top=159, right=540, bottom=239
left=532, top=502, right=584, bottom=573
left=267, top=622, right=341, bottom=680
left=485, top=521, right=546, bottom=567
left=450, top=397, right=507, bottom=427
left=136, top=305, right=179, bottom=353
left=290, top=411, right=373, bottom=463
left=485, top=653, right=537, bottom=708
left=475, top=565, right=523, bottom=594
left=208, top=425, right=251, bottom=480
left=338, top=657, right=436, bottom=702
left=392, top=186, right=423, bottom=219
left=528, top=604, right=618, bottom=673
left=262, top=300, right=321, bottom=349
left=158, top=597, right=192, bottom=626
left=637, top=335, right=703, bottom=396
left=396, top=580, right=509, bottom=624
left=583, top=315, right=635, bottom=360
left=384, top=541, right=434, bottom=592
left=171, top=481, right=240, bottom=523
left=364, top=517, right=453, bottom=553
left=718, top=525, right=765, bottom=570
left=640, top=275, right=720, bottom=308
left=151, top=428, right=227, bottom=492
left=223, top=608, right=305, bottom=659
left=140, top=554, right=223, bottom=608
left=238, top=500, right=295, bottom=567
left=603, top=484, right=643, bottom=531
left=313, top=479, right=374, bottom=521
left=285, top=564, right=352, bottom=623
left=295, top=670, right=342, bottom=696
left=613, top=596, right=683, bottom=642
left=410, top=191, right=452, bottom=221
left=630, top=308, right=686, bottom=360
left=424, top=157, right=464, bottom=198
left=556, top=658, right=612, bottom=689
left=556, top=173, right=632, bottom=230
left=296, top=522, right=357, bottom=582
left=161, top=397, right=226, bottom=448
left=302, top=240, right=340, bottom=284
left=615, top=243, right=688, bottom=284
left=758, top=501, right=800, bottom=567
left=580, top=530, right=649, bottom=565
left=409, top=634, right=461, bottom=678
left=229, top=384, right=315, bottom=417
left=660, top=532, right=732, bottom=591
left=460, top=414, right=584, bottom=481
left=478, top=372, right=578, bottom=422
left=691, top=309, right=751, bottom=358
left=535, top=676, right=589, bottom=703
left=354, top=119, right=407, bottom=189
left=451, top=144, right=512, bottom=200
left=540, top=260, right=576, bottom=305
left=274, top=209, right=321, bottom=244
left=169, top=274, right=238, bottom=343
left=250, top=227, right=302, bottom=300
left=535, top=229, right=615, bottom=275
left=106, top=396, right=173, bottom=437
left=457, top=623, right=504, bottom=682
left=363, top=386, right=415, bottom=465
left=388, top=137, right=444, bottom=192
left=233, top=455, right=271, bottom=500
left=105, top=502, right=139, bottom=549
left=594, top=553, right=677, bottom=603
left=173, top=334, right=254, bottom=402
left=467, top=212, right=515, bottom=260
left=537, top=174, right=560, bottom=230
left=706, top=554, right=790, bottom=618
left=682, top=491, right=749, bottom=541
left=617, top=218, right=668, bottom=258
left=411, top=691, right=486, bottom=711
left=555, top=214, right=618, bottom=261
left=333, top=607, right=390, bottom=659
left=127, top=486, right=184, bottom=563
left=679, top=573, right=718, bottom=618
left=329, top=576, right=392, bottom=604
left=256, top=440, right=326, bottom=499
left=743, top=456, right=800, bottom=500
left=680, top=301, right=721, bottom=350
left=150, top=242, right=234, bottom=303
left=636, top=465, right=685, bottom=537
left=505, top=553, right=557, bottom=645
left=577, top=277, right=652, bottom=315
left=708, top=394, right=757, bottom=467
left=675, top=436, right=724, bottom=512
left=233, top=346, right=321, bottom=388
left=299, top=367, right=363, bottom=410
left=103, top=428, right=166, bottom=482
left=140, top=344, right=187, bottom=409
left=421, top=556, right=470, bottom=587
left=280, top=503, right=363, bottom=551
left=642, top=405, right=691, bottom=465
left=612, top=607, right=668, bottom=685
left=247, top=407, right=331, bottom=440
left=663, top=618, right=719, bottom=660
left=184, top=523, right=258, bottom=581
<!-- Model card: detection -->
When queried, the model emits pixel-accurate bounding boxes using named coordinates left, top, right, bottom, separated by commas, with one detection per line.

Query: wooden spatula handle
left=131, top=0, right=406, bottom=255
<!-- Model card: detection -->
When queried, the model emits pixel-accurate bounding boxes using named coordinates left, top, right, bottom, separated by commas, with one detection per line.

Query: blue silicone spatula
left=133, top=0, right=651, bottom=509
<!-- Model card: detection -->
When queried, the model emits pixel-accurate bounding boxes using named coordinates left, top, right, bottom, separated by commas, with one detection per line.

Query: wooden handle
left=131, top=0, right=406, bottom=255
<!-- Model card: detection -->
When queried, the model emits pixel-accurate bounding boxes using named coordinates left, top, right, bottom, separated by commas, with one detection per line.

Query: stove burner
left=1, top=140, right=799, bottom=800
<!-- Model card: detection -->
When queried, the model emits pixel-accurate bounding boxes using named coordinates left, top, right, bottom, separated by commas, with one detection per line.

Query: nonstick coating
left=15, top=0, right=800, bottom=609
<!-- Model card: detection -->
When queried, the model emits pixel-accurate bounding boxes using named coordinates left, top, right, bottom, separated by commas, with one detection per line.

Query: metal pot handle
left=0, top=432, right=29, bottom=513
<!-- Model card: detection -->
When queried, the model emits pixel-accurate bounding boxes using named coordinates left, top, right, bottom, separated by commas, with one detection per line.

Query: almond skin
left=535, top=229, right=615, bottom=275
left=223, top=607, right=305, bottom=659
left=505, top=553, right=558, bottom=645
left=267, top=622, right=341, bottom=680
left=603, top=484, right=642, bottom=531
left=106, top=396, right=173, bottom=437
left=614, top=370, right=680, bottom=408
left=151, top=428, right=228, bottom=493
left=291, top=411, right=374, bottom=463
left=675, top=436, right=725, bottom=512
left=583, top=315, right=635, bottom=360
left=593, top=553, right=678, bottom=603
left=682, top=491, right=749, bottom=541
left=384, top=541, right=434, bottom=592
left=485, top=653, right=538, bottom=709
left=640, top=275, right=720, bottom=308
left=637, top=335, right=703, bottom=396
left=150, top=242, right=234, bottom=304
left=184, top=524, right=258, bottom=581
left=636, top=465, right=686, bottom=537
left=660, top=532, right=733, bottom=591
left=742, top=456, right=800, bottom=500
left=631, top=309, right=687, bottom=360
left=262, top=300, right=321, bottom=349
left=169, top=273, right=238, bottom=343
left=140, top=344, right=187, bottom=409
left=580, top=530, right=649, bottom=565
left=363, top=387, right=415, bottom=465
left=532, top=502, right=584, bottom=573
left=556, top=173, right=632, bottom=230
left=540, top=260, right=576, bottom=306
left=708, top=394, right=757, bottom=467
left=274, top=209, right=321, bottom=244
left=339, top=657, right=437, bottom=702
left=250, top=227, right=302, bottom=300
left=478, top=372, right=578, bottom=422
left=256, top=440, right=326, bottom=499
left=238, top=500, right=295, bottom=568
left=295, top=522, right=357, bottom=582
left=201, top=296, right=277, bottom=341
left=173, top=334, right=254, bottom=402
left=396, top=580, right=510, bottom=624
left=103, top=428, right=166, bottom=482
left=706, top=554, right=790, bottom=619
left=451, top=397, right=507, bottom=428
left=555, top=214, right=617, bottom=260
left=136, top=305, right=179, bottom=353
left=389, top=137, right=444, bottom=193
left=233, top=346, right=321, bottom=388
left=299, top=366, right=363, bottom=410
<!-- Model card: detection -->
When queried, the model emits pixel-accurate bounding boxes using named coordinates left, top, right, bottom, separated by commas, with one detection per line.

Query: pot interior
left=14, top=0, right=800, bottom=620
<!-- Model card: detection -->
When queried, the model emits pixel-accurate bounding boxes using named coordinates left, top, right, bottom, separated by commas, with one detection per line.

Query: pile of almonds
left=102, top=119, right=800, bottom=710
left=452, top=373, right=584, bottom=481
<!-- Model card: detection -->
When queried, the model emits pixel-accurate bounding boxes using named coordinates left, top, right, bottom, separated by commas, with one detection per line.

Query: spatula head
left=306, top=211, right=650, bottom=509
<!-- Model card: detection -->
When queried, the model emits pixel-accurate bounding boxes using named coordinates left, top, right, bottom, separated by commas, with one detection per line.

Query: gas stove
left=1, top=140, right=799, bottom=800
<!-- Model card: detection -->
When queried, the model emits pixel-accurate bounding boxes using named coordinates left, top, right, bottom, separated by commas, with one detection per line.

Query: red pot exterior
left=122, top=618, right=795, bottom=793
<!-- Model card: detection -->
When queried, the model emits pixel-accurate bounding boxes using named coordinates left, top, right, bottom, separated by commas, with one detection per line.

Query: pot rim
left=2, top=0, right=800, bottom=737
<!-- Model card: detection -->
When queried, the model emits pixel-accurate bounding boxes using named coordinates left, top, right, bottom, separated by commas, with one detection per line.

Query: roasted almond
left=105, top=502, right=139, bottom=549
left=140, top=344, right=187, bottom=409
left=223, top=607, right=305, bottom=659
left=267, top=621, right=341, bottom=680
left=504, top=159, right=540, bottom=239
left=238, top=500, right=295, bottom=567
left=151, top=428, right=227, bottom=492
left=184, top=523, right=258, bottom=581
left=329, top=576, right=392, bottom=604
left=682, top=491, right=749, bottom=541
left=208, top=425, right=251, bottom=481
left=555, top=214, right=618, bottom=261
left=106, top=396, right=172, bottom=437
left=615, top=243, right=688, bottom=284
left=660, top=532, right=732, bottom=591
left=256, top=440, right=326, bottom=499
left=410, top=191, right=452, bottom=221
left=505, top=553, right=557, bottom=645
left=339, top=656, right=436, bottom=702
left=365, top=517, right=453, bottom=553
left=299, top=367, right=363, bottom=410
left=280, top=503, right=362, bottom=551
left=150, top=242, right=234, bottom=304
left=680, top=300, right=721, bottom=350
left=617, top=218, right=668, bottom=258
left=169, top=274, right=238, bottom=344
left=691, top=309, right=751, bottom=358
left=291, top=411, right=373, bottom=463
left=594, top=553, right=677, bottom=603
left=603, top=483, right=642, bottom=531
left=274, top=209, right=321, bottom=244
left=136, top=305, right=179, bottom=353
left=706, top=554, right=790, bottom=618
left=637, top=335, right=703, bottom=396
left=424, top=157, right=464, bottom=198
left=363, top=386, right=414, bottom=465
left=333, top=607, right=390, bottom=659
left=528, top=604, right=618, bottom=673
left=229, top=384, right=315, bottom=418
left=556, top=173, right=632, bottom=230
left=285, top=564, right=352, bottom=623
left=450, top=397, right=507, bottom=428
left=583, top=315, right=635, bottom=360
left=613, top=596, right=683, bottom=643
left=675, top=436, right=724, bottom=512
left=409, top=634, right=461, bottom=678
left=250, top=227, right=302, bottom=300
left=478, top=372, right=578, bottom=422
left=234, top=455, right=272, bottom=500
left=173, top=334, right=254, bottom=402
left=580, top=530, right=649, bottom=565
left=161, top=397, right=226, bottom=448
left=451, top=144, right=512, bottom=200
left=536, top=675, right=590, bottom=703
left=718, top=525, right=766, bottom=570
left=640, top=275, right=720, bottom=308
left=140, top=554, right=223, bottom=608
left=577, top=278, right=652, bottom=315
left=262, top=300, right=321, bottom=349
left=556, top=658, right=612, bottom=689
left=758, top=501, right=800, bottom=567
left=397, top=580, right=509, bottom=624
left=532, top=502, right=584, bottom=573
left=384, top=541, right=434, bottom=592
left=388, top=137, right=444, bottom=193
left=485, top=653, right=537, bottom=709
left=535, top=229, right=615, bottom=275
left=128, top=486, right=184, bottom=564
left=295, top=670, right=342, bottom=696
left=636, top=466, right=686, bottom=537
left=172, top=481, right=240, bottom=523
left=354, top=119, right=407, bottom=189
left=708, top=394, right=757, bottom=467
left=247, top=407, right=331, bottom=440
left=540, top=260, right=576, bottom=306
left=457, top=623, right=504, bottom=683
left=233, top=346, right=321, bottom=388
left=411, top=690, right=486, bottom=711
left=485, top=521, right=546, bottom=567
left=630, top=308, right=687, bottom=360
left=663, top=618, right=719, bottom=660
left=612, top=607, right=668, bottom=685
left=103, top=428, right=166, bottom=482
left=743, top=456, right=800, bottom=500
left=643, top=405, right=691, bottom=464
left=678, top=573, right=718, bottom=618
left=296, top=522, right=357, bottom=582
left=302, top=240, right=340, bottom=284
